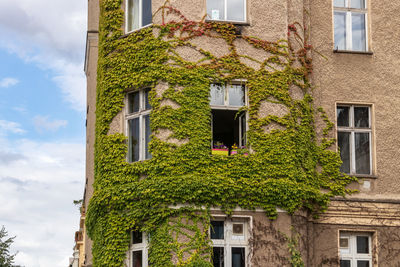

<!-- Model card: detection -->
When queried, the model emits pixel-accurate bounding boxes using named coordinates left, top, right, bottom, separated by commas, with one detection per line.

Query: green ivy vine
left=86, top=0, right=357, bottom=266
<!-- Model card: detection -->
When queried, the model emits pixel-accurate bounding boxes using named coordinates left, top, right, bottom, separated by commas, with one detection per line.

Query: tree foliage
left=0, top=226, right=16, bottom=267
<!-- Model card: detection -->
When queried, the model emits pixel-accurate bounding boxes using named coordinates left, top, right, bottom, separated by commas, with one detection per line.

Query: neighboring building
left=77, top=0, right=400, bottom=266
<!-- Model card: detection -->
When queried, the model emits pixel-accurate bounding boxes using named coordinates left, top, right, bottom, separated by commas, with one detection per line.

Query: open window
left=210, top=83, right=247, bottom=155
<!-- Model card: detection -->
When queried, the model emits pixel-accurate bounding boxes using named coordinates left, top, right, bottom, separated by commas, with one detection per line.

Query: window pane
left=211, top=221, right=224, bottom=239
left=129, top=118, right=140, bottom=162
left=132, top=231, right=143, bottom=244
left=144, top=114, right=152, bottom=159
left=132, top=250, right=143, bottom=267
left=357, top=261, right=369, bottom=267
left=357, top=236, right=369, bottom=253
left=354, top=107, right=369, bottom=128
left=207, top=0, right=224, bottom=20
left=355, top=132, right=370, bottom=174
left=337, top=106, right=350, bottom=127
left=127, top=0, right=140, bottom=31
left=350, top=0, right=365, bottom=9
left=334, top=0, right=346, bottom=7
left=128, top=91, right=140, bottom=113
left=212, top=247, right=224, bottom=267
left=352, top=13, right=366, bottom=51
left=227, top=0, right=245, bottom=21
left=210, top=84, right=225, bottom=105
left=232, top=247, right=245, bottom=267
left=142, top=0, right=152, bottom=27
left=228, top=85, right=245, bottom=106
left=144, top=88, right=152, bottom=110
left=334, top=12, right=347, bottom=50
left=338, top=132, right=350, bottom=173
left=340, top=260, right=351, bottom=267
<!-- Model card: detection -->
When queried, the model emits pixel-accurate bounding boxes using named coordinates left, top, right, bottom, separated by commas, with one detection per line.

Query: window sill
left=205, top=19, right=250, bottom=26
left=120, top=23, right=153, bottom=39
left=333, top=49, right=373, bottom=55
left=347, top=174, right=378, bottom=179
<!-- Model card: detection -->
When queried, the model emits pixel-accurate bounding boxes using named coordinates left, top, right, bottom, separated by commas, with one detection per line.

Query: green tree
left=0, top=226, right=16, bottom=267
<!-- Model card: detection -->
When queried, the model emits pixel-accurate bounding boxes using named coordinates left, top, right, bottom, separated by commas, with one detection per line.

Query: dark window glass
left=211, top=221, right=224, bottom=239
left=128, top=91, right=140, bottom=113
left=357, top=260, right=369, bottom=267
left=132, top=231, right=143, bottom=244
left=232, top=247, right=245, bottom=267
left=144, top=88, right=151, bottom=110
left=338, top=132, right=350, bottom=173
left=212, top=247, right=224, bottom=267
left=337, top=106, right=350, bottom=127
left=240, top=113, right=246, bottom=147
left=357, top=236, right=369, bottom=253
left=354, top=107, right=369, bottom=128
left=144, top=114, right=152, bottom=159
left=355, top=133, right=370, bottom=174
left=142, top=0, right=152, bottom=26
left=132, top=250, right=143, bottom=267
left=340, top=260, right=351, bottom=267
left=129, top=118, right=140, bottom=162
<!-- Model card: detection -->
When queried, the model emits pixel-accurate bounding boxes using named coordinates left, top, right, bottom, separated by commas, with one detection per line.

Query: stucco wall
left=310, top=0, right=400, bottom=199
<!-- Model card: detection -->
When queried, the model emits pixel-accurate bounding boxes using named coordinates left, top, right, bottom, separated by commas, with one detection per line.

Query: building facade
left=79, top=0, right=400, bottom=266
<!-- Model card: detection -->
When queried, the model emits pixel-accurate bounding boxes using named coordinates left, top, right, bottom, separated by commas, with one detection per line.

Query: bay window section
left=126, top=0, right=152, bottom=32
left=126, top=89, right=152, bottom=162
left=333, top=0, right=367, bottom=51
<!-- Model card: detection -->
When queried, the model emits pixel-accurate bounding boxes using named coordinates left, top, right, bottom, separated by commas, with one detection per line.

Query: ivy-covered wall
left=86, top=0, right=356, bottom=266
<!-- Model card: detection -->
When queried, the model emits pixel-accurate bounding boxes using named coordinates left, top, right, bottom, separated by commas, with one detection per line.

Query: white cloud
left=0, top=77, right=19, bottom=88
left=33, top=115, right=68, bottom=133
left=0, top=0, right=87, bottom=111
left=0, top=119, right=25, bottom=134
left=0, top=137, right=85, bottom=267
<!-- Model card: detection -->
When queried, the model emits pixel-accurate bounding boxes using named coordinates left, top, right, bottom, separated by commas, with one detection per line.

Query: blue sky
left=0, top=0, right=87, bottom=266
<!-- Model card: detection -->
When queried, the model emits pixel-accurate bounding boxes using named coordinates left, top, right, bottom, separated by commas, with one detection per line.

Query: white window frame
left=333, top=0, right=368, bottom=51
left=125, top=0, right=153, bottom=33
left=210, top=216, right=251, bottom=267
left=129, top=231, right=149, bottom=267
left=210, top=83, right=248, bottom=148
left=339, top=232, right=372, bottom=266
left=125, top=89, right=152, bottom=162
left=336, top=104, right=372, bottom=175
left=207, top=0, right=247, bottom=23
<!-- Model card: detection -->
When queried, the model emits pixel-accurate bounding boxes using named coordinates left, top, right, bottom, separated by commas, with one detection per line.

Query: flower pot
left=212, top=148, right=229, bottom=156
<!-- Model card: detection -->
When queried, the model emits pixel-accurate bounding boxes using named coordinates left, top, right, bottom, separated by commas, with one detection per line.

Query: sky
left=0, top=0, right=87, bottom=266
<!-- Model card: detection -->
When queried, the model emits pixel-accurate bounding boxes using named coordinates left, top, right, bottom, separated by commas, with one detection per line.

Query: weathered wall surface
left=310, top=0, right=400, bottom=198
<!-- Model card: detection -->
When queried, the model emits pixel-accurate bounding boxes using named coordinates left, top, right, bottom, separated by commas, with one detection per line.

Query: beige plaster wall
left=310, top=0, right=400, bottom=199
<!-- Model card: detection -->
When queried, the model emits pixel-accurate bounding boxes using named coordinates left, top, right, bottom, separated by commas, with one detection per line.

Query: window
left=126, top=0, right=152, bottom=32
left=207, top=0, right=246, bottom=22
left=340, top=233, right=372, bottom=267
left=337, top=105, right=372, bottom=175
left=130, top=231, right=148, bottom=267
left=210, top=218, right=249, bottom=267
left=126, top=88, right=152, bottom=162
left=333, top=0, right=368, bottom=51
left=210, top=84, right=247, bottom=155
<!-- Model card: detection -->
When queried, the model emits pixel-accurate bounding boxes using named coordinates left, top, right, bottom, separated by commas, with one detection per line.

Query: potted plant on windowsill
left=231, top=144, right=248, bottom=156
left=212, top=142, right=228, bottom=156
